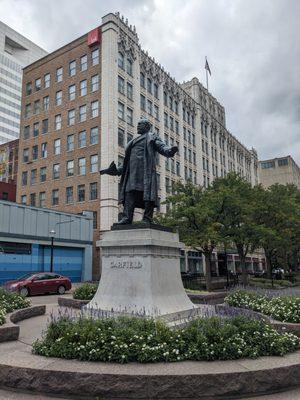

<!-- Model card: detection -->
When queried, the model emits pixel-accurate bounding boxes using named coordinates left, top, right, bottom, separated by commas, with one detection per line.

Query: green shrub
left=0, top=307, right=5, bottom=325
left=0, top=288, right=31, bottom=313
left=73, top=283, right=98, bottom=300
left=225, top=290, right=300, bottom=323
left=32, top=315, right=300, bottom=363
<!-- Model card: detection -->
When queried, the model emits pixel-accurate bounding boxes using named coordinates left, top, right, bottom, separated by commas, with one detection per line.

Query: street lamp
left=49, top=229, right=56, bottom=273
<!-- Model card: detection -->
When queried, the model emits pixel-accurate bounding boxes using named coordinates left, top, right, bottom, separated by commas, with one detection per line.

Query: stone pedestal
left=87, top=226, right=196, bottom=319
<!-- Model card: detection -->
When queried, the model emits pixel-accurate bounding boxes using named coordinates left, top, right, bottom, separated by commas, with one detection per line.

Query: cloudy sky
left=1, top=0, right=299, bottom=162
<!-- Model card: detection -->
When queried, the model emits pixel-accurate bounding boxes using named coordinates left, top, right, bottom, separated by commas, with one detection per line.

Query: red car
left=4, top=272, right=72, bottom=297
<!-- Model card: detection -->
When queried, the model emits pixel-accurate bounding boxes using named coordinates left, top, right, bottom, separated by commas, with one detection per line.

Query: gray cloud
left=1, top=0, right=299, bottom=162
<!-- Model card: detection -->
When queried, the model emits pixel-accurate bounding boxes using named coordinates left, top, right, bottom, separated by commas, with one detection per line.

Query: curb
left=0, top=353, right=299, bottom=399
left=0, top=305, right=46, bottom=343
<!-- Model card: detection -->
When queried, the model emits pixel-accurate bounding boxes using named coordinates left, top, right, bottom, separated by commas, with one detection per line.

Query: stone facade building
left=259, top=155, right=300, bottom=188
left=17, top=12, right=260, bottom=278
left=0, top=138, right=18, bottom=183
left=0, top=21, right=47, bottom=144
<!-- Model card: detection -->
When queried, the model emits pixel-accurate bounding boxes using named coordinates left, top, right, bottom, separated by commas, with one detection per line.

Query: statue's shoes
left=115, top=218, right=132, bottom=225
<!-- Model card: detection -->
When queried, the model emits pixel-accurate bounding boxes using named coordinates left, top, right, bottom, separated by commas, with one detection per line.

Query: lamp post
left=49, top=229, right=56, bottom=273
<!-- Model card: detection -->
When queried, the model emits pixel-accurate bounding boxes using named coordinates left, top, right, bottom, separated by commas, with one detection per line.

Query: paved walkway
left=0, top=294, right=298, bottom=400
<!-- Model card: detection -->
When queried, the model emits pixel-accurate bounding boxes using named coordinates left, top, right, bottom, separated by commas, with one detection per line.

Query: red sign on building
left=87, top=28, right=101, bottom=46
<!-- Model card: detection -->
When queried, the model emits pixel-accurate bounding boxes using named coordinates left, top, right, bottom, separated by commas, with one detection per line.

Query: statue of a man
left=100, top=118, right=178, bottom=225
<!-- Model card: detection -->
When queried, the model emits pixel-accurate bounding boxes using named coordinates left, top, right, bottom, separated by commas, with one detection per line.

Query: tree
left=157, top=182, right=222, bottom=291
left=254, top=184, right=300, bottom=278
left=208, top=173, right=260, bottom=286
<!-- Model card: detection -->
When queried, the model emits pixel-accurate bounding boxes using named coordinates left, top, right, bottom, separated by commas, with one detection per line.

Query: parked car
left=4, top=272, right=72, bottom=297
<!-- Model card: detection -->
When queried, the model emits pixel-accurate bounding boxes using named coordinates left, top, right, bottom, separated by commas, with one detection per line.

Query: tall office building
left=17, top=13, right=260, bottom=277
left=0, top=21, right=47, bottom=144
left=259, top=155, right=300, bottom=188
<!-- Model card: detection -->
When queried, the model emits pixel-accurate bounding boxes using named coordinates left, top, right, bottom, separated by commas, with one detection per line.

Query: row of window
left=21, top=155, right=99, bottom=185
left=118, top=128, right=133, bottom=148
left=140, top=73, right=159, bottom=99
left=118, top=76, right=133, bottom=100
left=118, top=52, right=133, bottom=76
left=118, top=102, right=133, bottom=125
left=25, top=49, right=100, bottom=95
left=25, top=101, right=99, bottom=129
left=141, top=95, right=159, bottom=119
left=24, top=75, right=99, bottom=118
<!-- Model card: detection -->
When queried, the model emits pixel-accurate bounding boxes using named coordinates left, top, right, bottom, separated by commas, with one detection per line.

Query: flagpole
left=205, top=56, right=209, bottom=90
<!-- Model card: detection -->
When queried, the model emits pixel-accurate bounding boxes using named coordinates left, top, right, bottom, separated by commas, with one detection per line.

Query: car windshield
left=17, top=273, right=35, bottom=281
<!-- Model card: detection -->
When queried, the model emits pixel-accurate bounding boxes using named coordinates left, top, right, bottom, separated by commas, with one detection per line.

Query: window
left=164, top=112, right=168, bottom=127
left=127, top=82, right=133, bottom=100
left=35, top=78, right=41, bottom=91
left=41, top=142, right=47, bottom=158
left=66, top=160, right=74, bottom=176
left=174, top=101, right=178, bottom=114
left=118, top=127, right=125, bottom=147
left=30, top=193, right=36, bottom=207
left=23, top=126, right=30, bottom=139
left=40, top=167, right=46, bottom=182
left=30, top=169, right=37, bottom=185
left=154, top=105, right=159, bottom=120
left=77, top=184, right=85, bottom=202
left=56, top=67, right=63, bottom=82
left=68, top=85, right=76, bottom=101
left=80, top=54, right=87, bottom=71
left=78, top=157, right=86, bottom=175
left=164, top=92, right=167, bottom=106
left=170, top=116, right=174, bottom=131
left=154, top=83, right=159, bottom=99
left=69, top=60, right=76, bottom=76
left=55, top=114, right=61, bottom=130
left=127, top=58, right=133, bottom=76
left=33, top=122, right=39, bottom=137
left=68, top=109, right=75, bottom=126
left=90, top=127, right=98, bottom=145
left=147, top=78, right=152, bottom=94
left=147, top=100, right=153, bottom=115
left=118, top=52, right=124, bottom=69
left=79, top=104, right=87, bottom=122
left=90, top=154, right=98, bottom=173
left=32, top=145, right=38, bottom=160
left=127, top=107, right=133, bottom=125
left=26, top=82, right=32, bottom=95
left=43, top=96, right=49, bottom=111
left=25, top=103, right=31, bottom=118
left=140, top=72, right=145, bottom=88
left=67, top=134, right=74, bottom=151
left=39, top=192, right=45, bottom=207
left=55, top=90, right=62, bottom=105
left=176, top=161, right=180, bottom=176
left=42, top=119, right=48, bottom=134
left=91, top=48, right=99, bottom=66
left=118, top=76, right=125, bottom=94
left=66, top=186, right=73, bottom=204
left=78, top=130, right=86, bottom=148
left=54, top=139, right=61, bottom=155
left=175, top=120, right=179, bottom=134
left=140, top=94, right=146, bottom=110
left=118, top=102, right=125, bottom=120
left=169, top=96, right=173, bottom=110
left=192, top=133, right=195, bottom=146
left=91, top=74, right=99, bottom=92
left=90, top=182, right=98, bottom=200
left=23, top=148, right=29, bottom=163
left=53, top=163, right=60, bottom=179
left=21, top=171, right=28, bottom=185
left=34, top=100, right=40, bottom=114
left=44, top=73, right=50, bottom=88
left=261, top=161, right=275, bottom=169
left=127, top=132, right=133, bottom=143
left=278, top=158, right=288, bottom=166
left=80, top=80, right=87, bottom=96
left=92, top=211, right=97, bottom=229
left=21, top=195, right=27, bottom=205
left=52, top=189, right=59, bottom=205
left=91, top=100, right=99, bottom=118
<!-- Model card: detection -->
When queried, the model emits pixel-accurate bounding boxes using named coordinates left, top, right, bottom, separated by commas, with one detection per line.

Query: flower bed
left=32, top=315, right=300, bottom=363
left=225, top=290, right=300, bottom=323
left=0, top=288, right=31, bottom=325
left=73, top=283, right=97, bottom=300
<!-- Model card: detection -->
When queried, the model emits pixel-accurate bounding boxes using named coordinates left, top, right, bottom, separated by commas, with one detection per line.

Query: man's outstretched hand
left=169, top=146, right=179, bottom=157
left=100, top=161, right=119, bottom=176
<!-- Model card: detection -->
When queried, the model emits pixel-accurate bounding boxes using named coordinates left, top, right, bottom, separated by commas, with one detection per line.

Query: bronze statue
left=100, top=118, right=178, bottom=225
